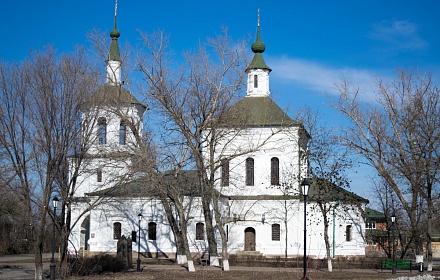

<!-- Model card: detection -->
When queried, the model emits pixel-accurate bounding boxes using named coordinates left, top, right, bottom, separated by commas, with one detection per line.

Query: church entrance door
left=80, top=215, right=90, bottom=251
left=244, top=227, right=256, bottom=251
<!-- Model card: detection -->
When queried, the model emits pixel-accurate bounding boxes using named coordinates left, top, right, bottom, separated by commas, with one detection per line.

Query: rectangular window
left=119, top=121, right=126, bottom=145
left=148, top=222, right=157, bottom=240
left=131, top=230, right=137, bottom=242
left=366, top=221, right=376, bottom=229
left=221, top=159, right=229, bottom=187
left=113, top=222, right=121, bottom=240
left=346, top=225, right=352, bottom=242
left=271, top=157, right=280, bottom=185
left=246, top=158, right=254, bottom=186
left=271, top=224, right=281, bottom=241
left=196, top=222, right=205, bottom=240
left=254, top=74, right=258, bottom=88
left=97, top=169, right=102, bottom=182
left=98, top=117, right=107, bottom=145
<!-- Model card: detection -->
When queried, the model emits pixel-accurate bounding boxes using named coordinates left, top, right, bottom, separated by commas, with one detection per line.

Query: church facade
left=68, top=14, right=367, bottom=261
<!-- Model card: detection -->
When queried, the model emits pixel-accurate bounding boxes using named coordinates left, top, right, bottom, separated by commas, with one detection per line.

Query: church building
left=68, top=11, right=368, bottom=263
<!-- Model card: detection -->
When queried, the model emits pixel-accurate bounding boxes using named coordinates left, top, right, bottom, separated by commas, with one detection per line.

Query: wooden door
left=244, top=227, right=256, bottom=251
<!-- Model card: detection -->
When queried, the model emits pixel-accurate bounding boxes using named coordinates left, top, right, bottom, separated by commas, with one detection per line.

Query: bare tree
left=296, top=107, right=363, bottom=272
left=137, top=29, right=252, bottom=270
left=334, top=70, right=440, bottom=270
left=0, top=47, right=101, bottom=279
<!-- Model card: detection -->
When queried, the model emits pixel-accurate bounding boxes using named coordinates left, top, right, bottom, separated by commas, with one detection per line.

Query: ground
left=1, top=255, right=439, bottom=280
left=69, top=267, right=437, bottom=280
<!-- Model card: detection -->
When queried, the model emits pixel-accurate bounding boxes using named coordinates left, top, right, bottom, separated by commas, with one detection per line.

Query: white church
left=68, top=12, right=368, bottom=264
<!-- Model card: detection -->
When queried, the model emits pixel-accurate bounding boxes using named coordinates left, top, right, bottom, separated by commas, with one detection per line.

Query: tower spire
left=246, top=9, right=271, bottom=72
left=106, top=0, right=122, bottom=85
left=245, top=10, right=271, bottom=97
left=114, top=0, right=118, bottom=29
left=258, top=8, right=260, bottom=27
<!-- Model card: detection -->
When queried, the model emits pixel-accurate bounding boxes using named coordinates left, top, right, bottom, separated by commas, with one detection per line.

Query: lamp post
left=50, top=197, right=59, bottom=280
left=137, top=213, right=142, bottom=272
left=391, top=213, right=396, bottom=274
left=301, top=179, right=310, bottom=280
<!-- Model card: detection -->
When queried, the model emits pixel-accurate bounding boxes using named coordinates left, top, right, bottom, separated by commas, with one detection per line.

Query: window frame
left=271, top=157, right=280, bottom=186
left=148, top=222, right=157, bottom=240
left=97, top=169, right=102, bottom=183
left=271, top=224, right=281, bottom=241
left=119, top=120, right=127, bottom=145
left=245, top=157, right=254, bottom=186
left=98, top=117, right=107, bottom=145
left=113, top=222, right=121, bottom=240
left=346, top=225, right=352, bottom=242
left=196, top=222, right=205, bottom=241
left=221, top=159, right=230, bottom=187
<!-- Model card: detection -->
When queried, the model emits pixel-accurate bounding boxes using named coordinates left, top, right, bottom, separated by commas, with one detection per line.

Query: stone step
left=236, top=251, right=262, bottom=256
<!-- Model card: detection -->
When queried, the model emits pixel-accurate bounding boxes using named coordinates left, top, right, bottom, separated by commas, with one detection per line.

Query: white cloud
left=269, top=56, right=379, bottom=100
left=369, top=20, right=427, bottom=50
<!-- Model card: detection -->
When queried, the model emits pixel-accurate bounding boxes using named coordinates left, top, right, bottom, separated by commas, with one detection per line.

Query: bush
left=70, top=254, right=126, bottom=276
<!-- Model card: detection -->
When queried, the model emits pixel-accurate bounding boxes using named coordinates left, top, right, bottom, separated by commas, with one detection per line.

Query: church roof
left=84, top=84, right=145, bottom=108
left=86, top=170, right=200, bottom=198
left=307, top=177, right=369, bottom=204
left=219, top=96, right=301, bottom=127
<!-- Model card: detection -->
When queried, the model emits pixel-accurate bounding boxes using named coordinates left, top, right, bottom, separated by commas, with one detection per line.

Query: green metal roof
left=365, top=208, right=386, bottom=220
left=307, top=177, right=369, bottom=204
left=219, top=96, right=301, bottom=127
left=86, top=170, right=200, bottom=198
left=85, top=84, right=145, bottom=108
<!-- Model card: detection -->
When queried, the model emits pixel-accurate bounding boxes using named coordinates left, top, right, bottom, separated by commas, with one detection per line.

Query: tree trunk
left=212, top=196, right=229, bottom=271
left=322, top=210, right=332, bottom=272
left=202, top=196, right=219, bottom=265
left=33, top=235, right=44, bottom=280
left=427, top=182, right=433, bottom=271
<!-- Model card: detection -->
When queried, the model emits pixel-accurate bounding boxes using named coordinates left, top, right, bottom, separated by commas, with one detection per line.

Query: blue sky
left=2, top=1, right=439, bottom=202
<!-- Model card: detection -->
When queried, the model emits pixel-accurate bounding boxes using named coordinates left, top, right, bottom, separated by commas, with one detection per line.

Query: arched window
left=196, top=222, right=205, bottom=240
left=346, top=225, right=352, bottom=241
left=254, top=74, right=258, bottom=88
left=97, top=169, right=102, bottom=182
left=119, top=120, right=126, bottom=145
left=271, top=157, right=280, bottom=185
left=221, top=159, right=229, bottom=187
left=148, top=222, right=157, bottom=240
left=113, top=222, right=121, bottom=239
left=246, top=158, right=254, bottom=186
left=271, top=224, right=281, bottom=241
left=98, top=117, right=107, bottom=145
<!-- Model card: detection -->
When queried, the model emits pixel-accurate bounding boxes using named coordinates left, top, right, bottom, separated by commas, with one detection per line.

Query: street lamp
left=137, top=213, right=143, bottom=272
left=50, top=197, right=59, bottom=280
left=391, top=213, right=396, bottom=274
left=301, top=179, right=310, bottom=280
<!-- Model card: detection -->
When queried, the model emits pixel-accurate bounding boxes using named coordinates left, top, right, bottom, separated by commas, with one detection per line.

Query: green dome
left=110, top=28, right=120, bottom=39
left=251, top=39, right=265, bottom=53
